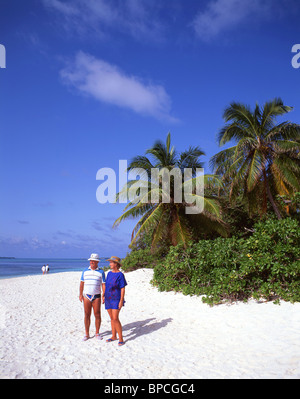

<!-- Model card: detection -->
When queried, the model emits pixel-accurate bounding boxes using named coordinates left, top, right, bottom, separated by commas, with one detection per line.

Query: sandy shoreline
left=0, top=268, right=299, bottom=379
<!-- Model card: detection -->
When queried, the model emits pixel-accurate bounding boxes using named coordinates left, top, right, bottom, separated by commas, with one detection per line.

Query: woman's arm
left=102, top=283, right=105, bottom=304
left=118, top=287, right=125, bottom=310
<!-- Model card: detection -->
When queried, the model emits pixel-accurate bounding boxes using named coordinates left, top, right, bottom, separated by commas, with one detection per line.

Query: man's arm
left=79, top=281, right=84, bottom=302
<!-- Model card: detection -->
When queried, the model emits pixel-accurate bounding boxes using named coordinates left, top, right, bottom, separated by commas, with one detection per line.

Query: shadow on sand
left=102, top=317, right=173, bottom=342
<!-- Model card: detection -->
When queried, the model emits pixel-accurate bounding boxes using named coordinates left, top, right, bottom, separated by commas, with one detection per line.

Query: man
left=79, top=253, right=106, bottom=341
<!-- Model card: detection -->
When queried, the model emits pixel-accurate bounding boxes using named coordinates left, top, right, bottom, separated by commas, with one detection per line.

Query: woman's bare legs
left=107, top=309, right=123, bottom=342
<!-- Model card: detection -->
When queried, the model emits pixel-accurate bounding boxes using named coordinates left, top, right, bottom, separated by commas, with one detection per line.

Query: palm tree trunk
left=263, top=169, right=282, bottom=219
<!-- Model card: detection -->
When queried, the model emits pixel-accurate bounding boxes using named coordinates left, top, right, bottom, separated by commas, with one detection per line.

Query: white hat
left=88, top=253, right=100, bottom=262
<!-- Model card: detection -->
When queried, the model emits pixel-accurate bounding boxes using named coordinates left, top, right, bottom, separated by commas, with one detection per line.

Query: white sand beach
left=0, top=268, right=299, bottom=379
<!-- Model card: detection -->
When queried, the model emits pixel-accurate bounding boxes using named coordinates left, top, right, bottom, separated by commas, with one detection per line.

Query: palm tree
left=113, top=133, right=226, bottom=251
left=210, top=98, right=300, bottom=219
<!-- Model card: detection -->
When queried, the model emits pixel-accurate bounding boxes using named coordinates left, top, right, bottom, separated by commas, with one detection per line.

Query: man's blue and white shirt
left=80, top=266, right=106, bottom=295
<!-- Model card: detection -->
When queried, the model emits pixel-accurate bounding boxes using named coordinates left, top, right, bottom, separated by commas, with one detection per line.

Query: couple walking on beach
left=41, top=264, right=49, bottom=274
left=79, top=253, right=127, bottom=346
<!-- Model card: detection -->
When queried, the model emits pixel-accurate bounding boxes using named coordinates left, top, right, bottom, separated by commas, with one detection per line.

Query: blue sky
left=1, top=0, right=300, bottom=258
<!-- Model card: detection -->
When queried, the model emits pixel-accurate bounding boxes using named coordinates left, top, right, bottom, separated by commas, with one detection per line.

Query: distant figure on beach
left=41, top=265, right=46, bottom=275
left=45, top=264, right=49, bottom=273
left=105, top=256, right=127, bottom=347
left=79, top=253, right=106, bottom=341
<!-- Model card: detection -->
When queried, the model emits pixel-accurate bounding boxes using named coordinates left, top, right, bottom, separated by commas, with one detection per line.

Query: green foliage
left=122, top=229, right=169, bottom=272
left=277, top=192, right=300, bottom=222
left=121, top=247, right=162, bottom=272
left=210, top=98, right=300, bottom=220
left=152, top=218, right=300, bottom=305
left=114, top=132, right=225, bottom=251
left=116, top=99, right=300, bottom=303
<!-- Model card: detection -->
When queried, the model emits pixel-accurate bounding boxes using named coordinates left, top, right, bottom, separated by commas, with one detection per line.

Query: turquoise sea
left=0, top=257, right=109, bottom=279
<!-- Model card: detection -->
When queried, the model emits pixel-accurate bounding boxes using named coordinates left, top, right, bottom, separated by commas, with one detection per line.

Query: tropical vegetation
left=152, top=217, right=300, bottom=305
left=113, top=133, right=227, bottom=251
left=114, top=98, right=300, bottom=304
left=210, top=98, right=300, bottom=219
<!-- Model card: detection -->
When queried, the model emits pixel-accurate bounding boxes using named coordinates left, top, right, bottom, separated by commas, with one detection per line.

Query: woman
left=104, top=256, right=127, bottom=346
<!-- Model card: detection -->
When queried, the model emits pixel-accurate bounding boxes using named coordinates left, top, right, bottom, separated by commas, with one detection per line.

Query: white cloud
left=43, top=0, right=164, bottom=42
left=43, top=0, right=299, bottom=43
left=192, top=0, right=270, bottom=41
left=43, top=0, right=79, bottom=17
left=60, top=51, right=178, bottom=122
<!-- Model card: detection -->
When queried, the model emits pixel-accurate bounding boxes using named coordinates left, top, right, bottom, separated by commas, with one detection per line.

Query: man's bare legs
left=92, top=297, right=101, bottom=335
left=83, top=297, right=101, bottom=338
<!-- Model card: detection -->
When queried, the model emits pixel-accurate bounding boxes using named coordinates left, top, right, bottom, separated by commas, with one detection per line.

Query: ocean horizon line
left=0, top=257, right=111, bottom=280
left=0, top=256, right=111, bottom=261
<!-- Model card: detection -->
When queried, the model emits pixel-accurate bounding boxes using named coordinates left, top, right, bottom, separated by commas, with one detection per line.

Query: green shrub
left=152, top=218, right=300, bottom=305
left=121, top=247, right=161, bottom=272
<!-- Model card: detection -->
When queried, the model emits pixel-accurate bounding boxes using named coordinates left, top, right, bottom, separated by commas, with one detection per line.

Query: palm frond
left=261, top=98, right=293, bottom=132
left=127, top=156, right=154, bottom=175
left=170, top=208, right=192, bottom=247
left=272, top=140, right=300, bottom=153
left=217, top=124, right=253, bottom=147
left=247, top=149, right=264, bottom=192
left=266, top=122, right=300, bottom=141
left=271, top=157, right=300, bottom=192
left=222, top=102, right=258, bottom=139
left=113, top=202, right=154, bottom=228
left=209, top=146, right=236, bottom=173
left=150, top=211, right=168, bottom=251
left=130, top=203, right=164, bottom=245
left=178, top=146, right=205, bottom=172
